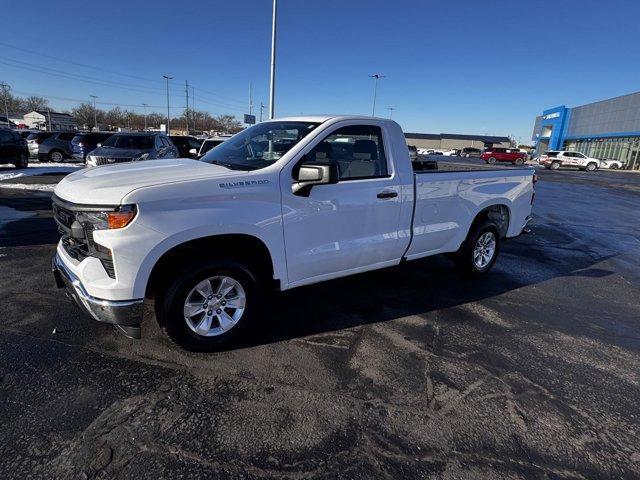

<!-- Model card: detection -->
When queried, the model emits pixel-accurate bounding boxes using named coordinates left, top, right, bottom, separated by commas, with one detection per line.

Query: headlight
left=136, top=153, right=150, bottom=161
left=86, top=155, right=96, bottom=166
left=76, top=205, right=137, bottom=231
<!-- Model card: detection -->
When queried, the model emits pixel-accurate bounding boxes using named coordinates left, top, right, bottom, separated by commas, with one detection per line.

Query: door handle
left=377, top=190, right=398, bottom=199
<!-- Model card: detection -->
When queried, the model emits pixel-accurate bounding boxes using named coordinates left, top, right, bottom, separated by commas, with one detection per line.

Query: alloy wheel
left=183, top=276, right=247, bottom=337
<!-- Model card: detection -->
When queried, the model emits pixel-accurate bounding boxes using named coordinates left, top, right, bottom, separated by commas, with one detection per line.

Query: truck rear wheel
left=155, top=257, right=262, bottom=351
left=454, top=219, right=500, bottom=276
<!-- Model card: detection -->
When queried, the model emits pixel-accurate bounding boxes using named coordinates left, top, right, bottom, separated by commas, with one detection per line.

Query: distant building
left=22, top=110, right=78, bottom=131
left=532, top=91, right=640, bottom=170
left=404, top=132, right=511, bottom=150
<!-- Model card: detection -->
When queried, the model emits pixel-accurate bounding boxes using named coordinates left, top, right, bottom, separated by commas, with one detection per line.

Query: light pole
left=163, top=74, right=173, bottom=135
left=387, top=106, right=395, bottom=119
left=89, top=95, right=98, bottom=131
left=142, top=103, right=148, bottom=130
left=369, top=74, right=385, bottom=117
left=0, top=82, right=10, bottom=129
left=268, top=0, right=277, bottom=119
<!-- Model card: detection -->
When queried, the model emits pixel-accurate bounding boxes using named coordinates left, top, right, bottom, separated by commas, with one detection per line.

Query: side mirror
left=292, top=161, right=339, bottom=196
left=189, top=148, right=197, bottom=155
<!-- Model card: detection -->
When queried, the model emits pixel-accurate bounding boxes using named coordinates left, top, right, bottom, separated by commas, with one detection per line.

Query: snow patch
left=0, top=183, right=56, bottom=192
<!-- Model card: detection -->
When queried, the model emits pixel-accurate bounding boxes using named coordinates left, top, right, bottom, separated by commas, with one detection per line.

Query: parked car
left=539, top=151, right=600, bottom=171
left=0, top=128, right=29, bottom=168
left=38, top=132, right=77, bottom=162
left=196, top=136, right=230, bottom=158
left=599, top=159, right=624, bottom=169
left=481, top=147, right=527, bottom=165
left=85, top=132, right=179, bottom=167
left=51, top=115, right=535, bottom=350
left=460, top=147, right=483, bottom=158
left=26, top=131, right=56, bottom=158
left=170, top=135, right=203, bottom=159
left=71, top=132, right=114, bottom=161
left=17, top=129, right=40, bottom=139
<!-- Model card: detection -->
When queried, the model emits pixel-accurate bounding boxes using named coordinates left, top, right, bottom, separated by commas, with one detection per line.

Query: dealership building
left=532, top=91, right=640, bottom=170
left=405, top=132, right=511, bottom=150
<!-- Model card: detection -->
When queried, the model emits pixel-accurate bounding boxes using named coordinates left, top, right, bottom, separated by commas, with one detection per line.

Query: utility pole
left=191, top=86, right=196, bottom=131
left=47, top=109, right=52, bottom=131
left=142, top=103, right=148, bottom=130
left=89, top=95, right=98, bottom=131
left=259, top=102, right=265, bottom=122
left=185, top=80, right=189, bottom=135
left=0, top=82, right=10, bottom=129
left=163, top=74, right=173, bottom=135
left=249, top=81, right=253, bottom=116
left=268, top=0, right=277, bottom=119
left=369, top=74, right=385, bottom=117
left=387, top=106, right=395, bottom=119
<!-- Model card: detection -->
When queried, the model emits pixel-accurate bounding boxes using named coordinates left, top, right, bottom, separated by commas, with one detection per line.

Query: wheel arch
left=144, top=233, right=278, bottom=298
left=470, top=203, right=511, bottom=239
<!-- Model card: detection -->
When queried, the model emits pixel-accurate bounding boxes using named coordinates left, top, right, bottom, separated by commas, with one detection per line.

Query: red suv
left=481, top=148, right=526, bottom=165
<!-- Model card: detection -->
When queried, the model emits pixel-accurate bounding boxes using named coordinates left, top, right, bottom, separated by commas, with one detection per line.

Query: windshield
left=103, top=135, right=154, bottom=149
left=201, top=121, right=320, bottom=170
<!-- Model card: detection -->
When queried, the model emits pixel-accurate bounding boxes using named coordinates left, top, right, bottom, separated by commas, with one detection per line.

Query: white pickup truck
left=52, top=116, right=534, bottom=350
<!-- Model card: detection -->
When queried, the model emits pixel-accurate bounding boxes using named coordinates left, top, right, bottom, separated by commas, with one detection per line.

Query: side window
left=156, top=136, right=165, bottom=148
left=60, top=133, right=74, bottom=141
left=305, top=125, right=388, bottom=180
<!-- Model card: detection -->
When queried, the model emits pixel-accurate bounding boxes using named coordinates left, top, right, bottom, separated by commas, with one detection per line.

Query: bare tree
left=23, top=96, right=49, bottom=112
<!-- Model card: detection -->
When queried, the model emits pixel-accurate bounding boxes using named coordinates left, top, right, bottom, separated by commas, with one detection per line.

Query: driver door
left=280, top=123, right=405, bottom=287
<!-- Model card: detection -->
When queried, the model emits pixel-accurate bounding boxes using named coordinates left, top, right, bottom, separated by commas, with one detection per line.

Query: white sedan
left=599, top=159, right=624, bottom=169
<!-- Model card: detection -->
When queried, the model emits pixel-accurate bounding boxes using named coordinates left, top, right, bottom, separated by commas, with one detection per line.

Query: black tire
left=550, top=161, right=560, bottom=170
left=48, top=150, right=65, bottom=163
left=610, top=164, right=618, bottom=169
left=487, top=157, right=497, bottom=164
left=13, top=153, right=28, bottom=169
left=155, top=257, right=263, bottom=351
left=514, top=157, right=524, bottom=166
left=453, top=219, right=501, bottom=277
left=585, top=162, right=597, bottom=172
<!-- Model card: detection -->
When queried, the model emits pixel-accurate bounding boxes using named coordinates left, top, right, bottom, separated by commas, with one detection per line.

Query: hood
left=54, top=158, right=243, bottom=205
left=90, top=146, right=152, bottom=158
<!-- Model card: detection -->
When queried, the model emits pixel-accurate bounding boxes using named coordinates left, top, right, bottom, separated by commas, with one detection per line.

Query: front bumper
left=52, top=252, right=143, bottom=338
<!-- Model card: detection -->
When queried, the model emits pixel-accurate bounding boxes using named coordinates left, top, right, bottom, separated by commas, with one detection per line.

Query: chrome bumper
left=52, top=253, right=143, bottom=338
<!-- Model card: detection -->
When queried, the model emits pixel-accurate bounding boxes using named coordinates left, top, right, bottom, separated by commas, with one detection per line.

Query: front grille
left=52, top=203, right=74, bottom=230
left=93, top=156, right=133, bottom=166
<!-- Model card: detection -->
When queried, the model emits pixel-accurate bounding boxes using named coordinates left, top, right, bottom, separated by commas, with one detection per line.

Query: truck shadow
left=230, top=232, right=619, bottom=350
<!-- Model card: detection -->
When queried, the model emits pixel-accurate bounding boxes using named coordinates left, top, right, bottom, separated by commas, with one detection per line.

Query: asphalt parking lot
left=1, top=159, right=640, bottom=479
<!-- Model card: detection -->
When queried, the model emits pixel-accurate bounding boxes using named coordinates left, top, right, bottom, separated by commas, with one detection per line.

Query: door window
left=305, top=125, right=389, bottom=180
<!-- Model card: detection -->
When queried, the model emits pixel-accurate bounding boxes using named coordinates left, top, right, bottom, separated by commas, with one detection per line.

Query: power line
left=0, top=40, right=164, bottom=85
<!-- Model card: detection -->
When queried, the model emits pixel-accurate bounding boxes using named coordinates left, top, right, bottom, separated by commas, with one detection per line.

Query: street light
left=89, top=95, right=98, bottom=131
left=163, top=74, right=173, bottom=135
left=268, top=0, right=277, bottom=119
left=387, top=106, right=395, bottom=119
left=142, top=103, right=148, bottom=130
left=369, top=74, right=385, bottom=117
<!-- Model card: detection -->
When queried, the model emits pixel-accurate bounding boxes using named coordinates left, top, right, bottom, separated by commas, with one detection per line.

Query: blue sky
left=3, top=0, right=640, bottom=143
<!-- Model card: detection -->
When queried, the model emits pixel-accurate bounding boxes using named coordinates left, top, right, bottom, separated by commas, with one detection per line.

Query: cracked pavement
left=1, top=165, right=639, bottom=479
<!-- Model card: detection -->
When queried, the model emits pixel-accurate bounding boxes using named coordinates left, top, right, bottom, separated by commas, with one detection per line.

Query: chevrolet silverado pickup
left=51, top=116, right=535, bottom=350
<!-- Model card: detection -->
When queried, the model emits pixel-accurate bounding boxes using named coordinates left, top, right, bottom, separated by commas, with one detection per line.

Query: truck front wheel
left=156, top=257, right=262, bottom=351
left=454, top=220, right=501, bottom=276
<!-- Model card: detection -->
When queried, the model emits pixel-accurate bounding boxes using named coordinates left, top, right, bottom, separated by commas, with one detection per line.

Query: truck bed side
left=404, top=168, right=534, bottom=260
